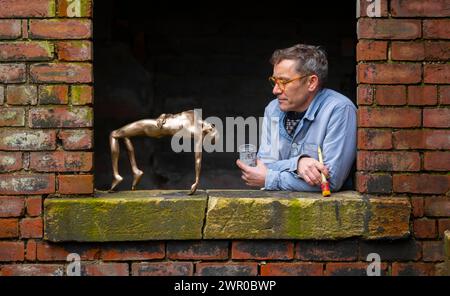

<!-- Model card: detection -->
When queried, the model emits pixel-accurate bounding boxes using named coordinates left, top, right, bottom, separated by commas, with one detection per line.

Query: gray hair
left=270, top=44, right=328, bottom=87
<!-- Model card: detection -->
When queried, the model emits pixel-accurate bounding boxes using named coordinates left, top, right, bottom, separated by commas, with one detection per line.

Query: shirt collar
left=303, top=88, right=327, bottom=121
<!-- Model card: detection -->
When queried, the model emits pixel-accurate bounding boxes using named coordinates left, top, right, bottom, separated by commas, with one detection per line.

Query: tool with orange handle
left=318, top=146, right=331, bottom=197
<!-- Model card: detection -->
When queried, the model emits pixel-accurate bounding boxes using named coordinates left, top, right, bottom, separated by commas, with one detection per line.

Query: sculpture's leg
left=189, top=137, right=202, bottom=195
left=109, top=131, right=123, bottom=191
left=124, top=137, right=143, bottom=190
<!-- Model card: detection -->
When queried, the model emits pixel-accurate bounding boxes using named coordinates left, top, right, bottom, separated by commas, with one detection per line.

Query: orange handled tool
left=318, top=146, right=331, bottom=197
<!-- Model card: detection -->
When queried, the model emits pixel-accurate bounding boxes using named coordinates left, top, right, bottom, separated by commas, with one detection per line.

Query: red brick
left=423, top=241, right=444, bottom=262
left=58, top=0, right=92, bottom=17
left=21, top=20, right=28, bottom=39
left=132, top=262, right=193, bottom=276
left=0, top=20, right=21, bottom=39
left=19, top=217, right=43, bottom=238
left=102, top=242, right=165, bottom=261
left=393, top=130, right=450, bottom=150
left=30, top=19, right=91, bottom=39
left=30, top=151, right=93, bottom=172
left=326, top=262, right=388, bottom=276
left=0, top=241, right=24, bottom=262
left=358, top=63, right=422, bottom=84
left=0, top=264, right=64, bottom=276
left=424, top=151, right=450, bottom=172
left=58, top=129, right=93, bottom=150
left=296, top=240, right=358, bottom=261
left=0, top=196, right=24, bottom=217
left=424, top=64, right=450, bottom=84
left=0, top=152, right=22, bottom=172
left=36, top=241, right=100, bottom=261
left=0, top=218, right=18, bottom=238
left=423, top=108, right=450, bottom=128
left=0, top=64, right=26, bottom=83
left=232, top=241, right=293, bottom=260
left=392, top=263, right=435, bottom=276
left=358, top=129, right=392, bottom=150
left=26, top=239, right=37, bottom=261
left=357, top=85, right=374, bottom=105
left=0, top=0, right=55, bottom=17
left=82, top=263, right=129, bottom=276
left=57, top=41, right=92, bottom=61
left=375, top=85, right=406, bottom=105
left=29, top=107, right=93, bottom=128
left=438, top=219, right=450, bottom=238
left=6, top=85, right=37, bottom=105
left=356, top=172, right=392, bottom=194
left=58, top=174, right=93, bottom=194
left=261, top=263, right=323, bottom=276
left=391, top=42, right=424, bottom=61
left=423, top=19, right=450, bottom=39
left=440, top=86, right=450, bottom=105
left=196, top=263, right=258, bottom=276
left=167, top=241, right=228, bottom=260
left=0, top=129, right=56, bottom=151
left=391, top=0, right=448, bottom=17
left=30, top=63, right=92, bottom=83
left=0, top=107, right=25, bottom=126
left=411, top=197, right=424, bottom=218
left=358, top=107, right=421, bottom=128
left=393, top=174, right=450, bottom=195
left=38, top=85, right=69, bottom=105
left=71, top=85, right=93, bottom=105
left=0, top=174, right=55, bottom=195
left=358, top=19, right=421, bottom=40
left=424, top=197, right=450, bottom=217
left=358, top=151, right=420, bottom=172
left=0, top=85, right=3, bottom=104
left=26, top=196, right=42, bottom=216
left=414, top=219, right=437, bottom=239
left=0, top=42, right=54, bottom=61
left=424, top=42, right=450, bottom=60
left=408, top=86, right=437, bottom=106
left=357, top=0, right=388, bottom=17
left=357, top=40, right=387, bottom=61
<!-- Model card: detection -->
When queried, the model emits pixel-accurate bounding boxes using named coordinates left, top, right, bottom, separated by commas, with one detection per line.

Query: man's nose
left=272, top=84, right=283, bottom=95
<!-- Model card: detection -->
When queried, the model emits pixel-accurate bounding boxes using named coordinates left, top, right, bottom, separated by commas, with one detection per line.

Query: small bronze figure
left=109, top=110, right=218, bottom=195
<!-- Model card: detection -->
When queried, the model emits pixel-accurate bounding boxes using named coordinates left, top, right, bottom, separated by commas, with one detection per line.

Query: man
left=236, top=44, right=356, bottom=191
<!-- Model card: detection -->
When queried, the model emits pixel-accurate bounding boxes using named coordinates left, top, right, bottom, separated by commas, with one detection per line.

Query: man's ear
left=307, top=75, right=320, bottom=92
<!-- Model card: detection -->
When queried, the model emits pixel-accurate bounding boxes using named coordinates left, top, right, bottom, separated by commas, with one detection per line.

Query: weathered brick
left=440, top=86, right=450, bottom=105
left=423, top=19, right=450, bottom=39
left=414, top=219, right=437, bottom=239
left=392, top=263, right=435, bottom=276
left=0, top=174, right=55, bottom=195
left=36, top=241, right=100, bottom=261
left=132, top=262, right=193, bottom=276
left=167, top=241, right=228, bottom=260
left=6, top=85, right=38, bottom=105
left=38, top=85, right=69, bottom=105
left=358, top=64, right=421, bottom=84
left=58, top=0, right=92, bottom=17
left=0, top=64, right=26, bottom=83
left=0, top=86, right=4, bottom=104
left=358, top=19, right=421, bottom=40
left=0, top=196, right=24, bottom=217
left=356, top=40, right=387, bottom=61
left=438, top=219, right=450, bottom=238
left=71, top=85, right=92, bottom=105
left=391, top=42, right=424, bottom=61
left=30, top=19, right=91, bottom=39
left=102, top=242, right=165, bottom=261
left=21, top=20, right=28, bottom=39
left=30, top=151, right=92, bottom=172
left=424, top=152, right=450, bottom=172
left=366, top=198, right=411, bottom=239
left=326, top=262, right=387, bottom=276
left=423, top=108, right=450, bottom=128
left=29, top=107, right=93, bottom=128
left=411, top=197, right=424, bottom=218
left=0, top=107, right=25, bottom=126
left=375, top=85, right=407, bottom=106
left=356, top=172, right=392, bottom=194
left=57, top=41, right=92, bottom=61
left=58, top=174, right=93, bottom=194
left=408, top=86, right=437, bottom=106
left=0, top=129, right=56, bottom=151
left=359, top=239, right=421, bottom=262
left=357, top=151, right=420, bottom=172
left=423, top=42, right=450, bottom=60
left=0, top=20, right=21, bottom=39
left=357, top=85, right=374, bottom=105
left=82, top=263, right=129, bottom=276
left=0, top=241, right=24, bottom=262
left=261, top=263, right=323, bottom=276
left=0, top=42, right=54, bottom=61
left=19, top=218, right=42, bottom=239
left=0, top=264, right=64, bottom=276
left=393, top=130, right=450, bottom=150
left=26, top=196, right=42, bottom=216
left=423, top=241, right=444, bottom=262
left=391, top=0, right=448, bottom=17
left=196, top=263, right=258, bottom=276
left=393, top=174, right=450, bottom=195
left=424, top=64, right=450, bottom=84
left=424, top=197, right=450, bottom=217
left=0, top=152, right=22, bottom=172
left=232, top=241, right=293, bottom=260
left=25, top=239, right=37, bottom=261
left=296, top=240, right=358, bottom=261
left=30, top=63, right=92, bottom=83
left=358, top=107, right=421, bottom=128
left=0, top=218, right=18, bottom=238
left=358, top=129, right=392, bottom=150
left=0, top=0, right=55, bottom=17
left=58, top=129, right=92, bottom=150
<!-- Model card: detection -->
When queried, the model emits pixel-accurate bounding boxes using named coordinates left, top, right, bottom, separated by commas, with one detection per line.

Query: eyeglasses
left=268, top=74, right=310, bottom=92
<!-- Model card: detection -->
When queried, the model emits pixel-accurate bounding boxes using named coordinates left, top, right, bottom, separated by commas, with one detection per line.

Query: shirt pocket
left=302, top=142, right=319, bottom=160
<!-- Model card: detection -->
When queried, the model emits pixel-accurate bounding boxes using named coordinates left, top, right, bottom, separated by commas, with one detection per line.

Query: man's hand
left=297, top=157, right=329, bottom=186
left=236, top=159, right=267, bottom=187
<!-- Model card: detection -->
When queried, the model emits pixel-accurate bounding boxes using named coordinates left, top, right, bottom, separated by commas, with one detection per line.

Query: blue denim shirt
left=258, top=88, right=357, bottom=191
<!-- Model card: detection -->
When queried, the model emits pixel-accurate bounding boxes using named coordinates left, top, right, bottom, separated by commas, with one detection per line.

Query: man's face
left=271, top=59, right=313, bottom=112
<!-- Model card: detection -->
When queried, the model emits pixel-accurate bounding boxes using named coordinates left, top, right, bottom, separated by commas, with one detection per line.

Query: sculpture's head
left=202, top=121, right=219, bottom=145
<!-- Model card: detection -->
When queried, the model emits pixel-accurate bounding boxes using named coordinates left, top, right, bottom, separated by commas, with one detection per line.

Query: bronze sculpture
left=109, top=110, right=218, bottom=195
